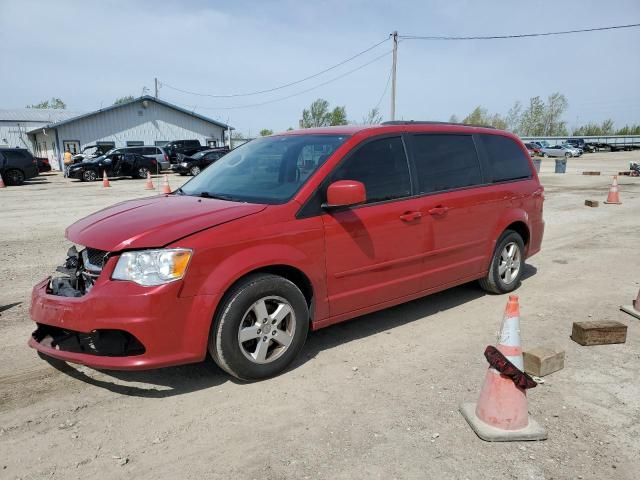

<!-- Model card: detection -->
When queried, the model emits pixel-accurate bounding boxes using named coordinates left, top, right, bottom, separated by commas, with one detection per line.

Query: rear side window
left=2, top=150, right=31, bottom=163
left=410, top=134, right=482, bottom=193
left=329, top=137, right=411, bottom=204
left=480, top=134, right=532, bottom=183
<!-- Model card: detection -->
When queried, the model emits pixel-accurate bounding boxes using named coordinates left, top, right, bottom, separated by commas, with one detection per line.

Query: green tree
left=448, top=114, right=459, bottom=123
left=300, top=99, right=348, bottom=128
left=259, top=129, right=273, bottom=136
left=114, top=95, right=135, bottom=105
left=542, top=92, right=569, bottom=136
left=27, top=97, right=66, bottom=109
left=615, top=124, right=640, bottom=135
left=505, top=101, right=522, bottom=133
left=519, top=96, right=546, bottom=136
left=461, top=106, right=507, bottom=129
left=362, top=108, right=382, bottom=125
left=286, top=127, right=294, bottom=131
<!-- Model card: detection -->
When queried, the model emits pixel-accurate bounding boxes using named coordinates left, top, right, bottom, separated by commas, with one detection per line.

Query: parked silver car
left=109, top=146, right=171, bottom=170
left=540, top=145, right=580, bottom=158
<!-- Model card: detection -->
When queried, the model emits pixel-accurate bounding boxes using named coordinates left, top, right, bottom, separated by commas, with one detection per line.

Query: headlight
left=181, top=162, right=189, bottom=167
left=112, top=248, right=192, bottom=286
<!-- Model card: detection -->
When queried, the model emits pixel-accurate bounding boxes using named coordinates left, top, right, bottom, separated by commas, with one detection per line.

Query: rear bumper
left=29, top=277, right=220, bottom=370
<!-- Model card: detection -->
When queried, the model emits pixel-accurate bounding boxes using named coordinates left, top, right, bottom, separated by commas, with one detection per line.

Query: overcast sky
left=1, top=0, right=639, bottom=135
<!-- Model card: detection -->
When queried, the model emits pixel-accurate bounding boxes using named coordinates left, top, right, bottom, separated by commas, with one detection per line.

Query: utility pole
left=390, top=31, right=398, bottom=121
left=154, top=77, right=159, bottom=98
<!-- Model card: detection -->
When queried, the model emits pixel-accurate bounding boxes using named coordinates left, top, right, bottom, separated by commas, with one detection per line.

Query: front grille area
left=85, top=248, right=108, bottom=270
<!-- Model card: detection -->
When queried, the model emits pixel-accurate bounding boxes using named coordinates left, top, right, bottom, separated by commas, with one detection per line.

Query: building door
left=206, top=138, right=218, bottom=148
left=63, top=141, right=80, bottom=154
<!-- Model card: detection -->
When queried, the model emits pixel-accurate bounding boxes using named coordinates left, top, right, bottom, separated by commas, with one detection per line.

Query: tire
left=479, top=230, right=525, bottom=294
left=542, top=153, right=548, bottom=158
left=209, top=273, right=309, bottom=381
left=136, top=166, right=150, bottom=179
left=190, top=165, right=201, bottom=176
left=82, top=169, right=98, bottom=182
left=4, top=169, right=25, bottom=185
left=565, top=152, right=571, bottom=158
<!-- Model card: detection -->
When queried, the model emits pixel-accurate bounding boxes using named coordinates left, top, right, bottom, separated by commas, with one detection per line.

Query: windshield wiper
left=199, top=192, right=238, bottom=201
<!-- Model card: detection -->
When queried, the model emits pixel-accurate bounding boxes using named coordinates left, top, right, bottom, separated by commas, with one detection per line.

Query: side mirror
left=325, top=180, right=366, bottom=208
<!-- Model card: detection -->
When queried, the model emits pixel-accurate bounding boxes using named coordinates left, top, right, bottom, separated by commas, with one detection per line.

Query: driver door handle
left=399, top=211, right=422, bottom=222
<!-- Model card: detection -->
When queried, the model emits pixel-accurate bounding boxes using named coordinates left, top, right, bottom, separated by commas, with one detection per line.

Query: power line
left=182, top=50, right=393, bottom=111
left=160, top=37, right=390, bottom=98
left=373, top=63, right=393, bottom=112
left=399, top=23, right=640, bottom=41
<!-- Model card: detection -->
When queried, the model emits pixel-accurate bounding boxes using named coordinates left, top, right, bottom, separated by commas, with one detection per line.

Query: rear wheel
left=209, top=273, right=309, bottom=380
left=4, top=169, right=25, bottom=185
left=136, top=166, right=150, bottom=179
left=479, top=230, right=525, bottom=294
left=190, top=165, right=201, bottom=176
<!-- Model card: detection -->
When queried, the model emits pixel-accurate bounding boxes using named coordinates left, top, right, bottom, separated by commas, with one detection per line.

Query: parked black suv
left=0, top=148, right=40, bottom=185
left=163, top=140, right=208, bottom=163
left=67, top=153, right=159, bottom=182
left=171, top=147, right=229, bottom=176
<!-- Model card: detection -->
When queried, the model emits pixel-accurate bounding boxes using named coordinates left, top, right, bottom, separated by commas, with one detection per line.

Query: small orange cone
left=102, top=170, right=111, bottom=188
left=162, top=174, right=171, bottom=194
left=604, top=175, right=622, bottom=204
left=0, top=173, right=5, bottom=188
left=144, top=172, right=155, bottom=190
left=460, top=295, right=547, bottom=441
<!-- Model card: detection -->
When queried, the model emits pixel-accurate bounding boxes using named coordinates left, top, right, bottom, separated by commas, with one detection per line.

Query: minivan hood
left=66, top=195, right=267, bottom=251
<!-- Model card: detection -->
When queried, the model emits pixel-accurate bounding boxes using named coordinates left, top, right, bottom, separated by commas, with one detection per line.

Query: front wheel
left=190, top=165, right=201, bottom=176
left=542, top=153, right=548, bottom=158
left=209, top=273, right=309, bottom=380
left=565, top=152, right=571, bottom=158
left=82, top=169, right=98, bottom=182
left=479, top=230, right=525, bottom=294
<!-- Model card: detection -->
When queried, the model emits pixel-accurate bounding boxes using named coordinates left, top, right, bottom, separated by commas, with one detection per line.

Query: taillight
left=164, top=154, right=169, bottom=162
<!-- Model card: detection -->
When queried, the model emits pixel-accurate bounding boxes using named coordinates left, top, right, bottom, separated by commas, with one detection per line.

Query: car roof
left=274, top=122, right=506, bottom=137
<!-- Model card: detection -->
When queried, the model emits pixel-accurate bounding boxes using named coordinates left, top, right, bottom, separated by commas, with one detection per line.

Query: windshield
left=179, top=134, right=349, bottom=204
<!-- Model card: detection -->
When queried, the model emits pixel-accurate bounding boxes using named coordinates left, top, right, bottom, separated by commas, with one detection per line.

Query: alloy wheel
left=237, top=296, right=296, bottom=364
left=498, top=242, right=521, bottom=285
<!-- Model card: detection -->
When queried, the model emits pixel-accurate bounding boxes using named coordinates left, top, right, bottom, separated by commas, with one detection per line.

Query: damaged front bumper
left=29, top=254, right=221, bottom=370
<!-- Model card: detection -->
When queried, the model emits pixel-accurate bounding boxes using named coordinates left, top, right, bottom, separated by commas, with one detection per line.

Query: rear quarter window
left=480, top=134, right=532, bottom=183
left=410, top=134, right=483, bottom=193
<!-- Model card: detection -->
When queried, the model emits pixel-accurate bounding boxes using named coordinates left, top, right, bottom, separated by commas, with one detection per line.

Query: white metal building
left=0, top=109, right=83, bottom=150
left=1, top=96, right=231, bottom=170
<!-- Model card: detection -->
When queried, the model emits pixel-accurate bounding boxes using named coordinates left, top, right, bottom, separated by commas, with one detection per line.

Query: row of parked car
left=524, top=140, right=584, bottom=158
left=67, top=140, right=229, bottom=181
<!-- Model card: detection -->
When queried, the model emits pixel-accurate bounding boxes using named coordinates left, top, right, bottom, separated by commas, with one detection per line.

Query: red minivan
left=29, top=122, right=544, bottom=380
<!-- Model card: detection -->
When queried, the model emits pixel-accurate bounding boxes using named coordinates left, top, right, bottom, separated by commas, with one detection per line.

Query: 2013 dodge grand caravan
left=29, top=122, right=544, bottom=380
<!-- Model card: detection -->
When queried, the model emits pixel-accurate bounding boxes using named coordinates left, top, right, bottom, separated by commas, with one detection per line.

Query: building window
left=126, top=141, right=144, bottom=147
left=63, top=140, right=81, bottom=154
left=97, top=141, right=116, bottom=148
left=154, top=140, right=168, bottom=146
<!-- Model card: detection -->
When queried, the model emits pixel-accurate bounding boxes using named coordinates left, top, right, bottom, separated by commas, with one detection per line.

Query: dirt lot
left=1, top=153, right=639, bottom=480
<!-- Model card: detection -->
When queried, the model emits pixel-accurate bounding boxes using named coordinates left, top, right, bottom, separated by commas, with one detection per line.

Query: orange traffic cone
left=102, top=170, right=111, bottom=188
left=604, top=175, right=622, bottom=204
left=162, top=174, right=171, bottom=194
left=144, top=172, right=155, bottom=190
left=460, top=295, right=547, bottom=441
left=0, top=173, right=5, bottom=188
left=621, top=288, right=640, bottom=320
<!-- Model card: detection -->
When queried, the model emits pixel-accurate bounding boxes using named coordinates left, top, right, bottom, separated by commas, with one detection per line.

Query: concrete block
left=459, top=403, right=547, bottom=442
left=620, top=305, right=640, bottom=320
left=582, top=171, right=601, bottom=176
left=584, top=200, right=599, bottom=207
left=571, top=321, right=627, bottom=346
left=523, top=346, right=565, bottom=376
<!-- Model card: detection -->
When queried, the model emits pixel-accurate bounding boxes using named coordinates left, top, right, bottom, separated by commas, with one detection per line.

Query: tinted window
left=2, top=150, right=31, bottom=163
left=329, top=137, right=410, bottom=204
left=141, top=147, right=157, bottom=155
left=480, top=135, right=532, bottom=183
left=410, top=134, right=482, bottom=193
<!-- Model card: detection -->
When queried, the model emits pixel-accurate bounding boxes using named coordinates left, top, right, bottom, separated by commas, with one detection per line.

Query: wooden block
left=571, top=321, right=627, bottom=346
left=523, top=346, right=565, bottom=376
left=618, top=171, right=631, bottom=176
left=584, top=200, right=599, bottom=207
left=582, top=171, right=601, bottom=176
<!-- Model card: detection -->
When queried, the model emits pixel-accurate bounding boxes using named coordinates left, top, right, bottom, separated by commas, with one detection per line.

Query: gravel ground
left=1, top=153, right=639, bottom=480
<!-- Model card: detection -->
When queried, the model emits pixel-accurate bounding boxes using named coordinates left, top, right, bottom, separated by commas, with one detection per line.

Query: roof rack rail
left=381, top=120, right=497, bottom=129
